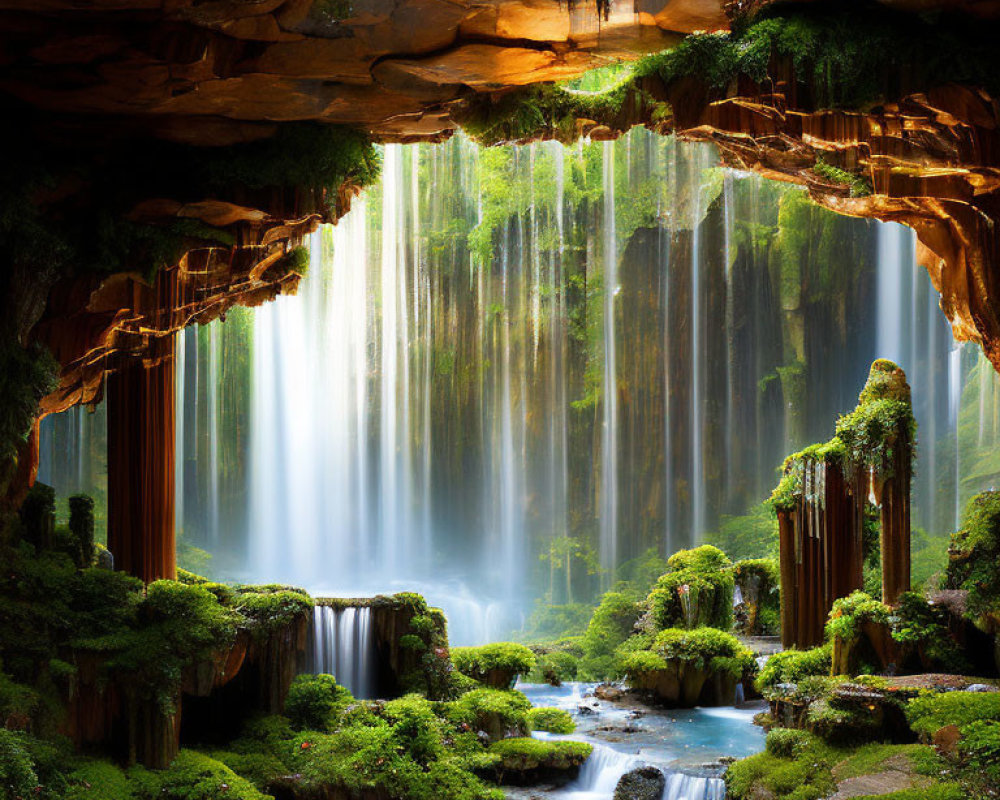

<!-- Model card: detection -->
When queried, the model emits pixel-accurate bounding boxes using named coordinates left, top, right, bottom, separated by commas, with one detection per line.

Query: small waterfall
left=564, top=742, right=638, bottom=799
left=308, top=605, right=375, bottom=699
left=662, top=771, right=726, bottom=800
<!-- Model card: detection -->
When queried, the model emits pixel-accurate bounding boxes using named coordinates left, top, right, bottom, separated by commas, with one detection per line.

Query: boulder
left=614, top=766, right=666, bottom=800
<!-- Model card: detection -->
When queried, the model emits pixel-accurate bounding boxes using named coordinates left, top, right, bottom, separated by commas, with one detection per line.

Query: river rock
left=614, top=766, right=666, bottom=800
left=595, top=683, right=626, bottom=701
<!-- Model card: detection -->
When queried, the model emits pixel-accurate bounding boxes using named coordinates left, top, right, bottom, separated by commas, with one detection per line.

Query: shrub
left=579, top=592, right=641, bottom=680
left=526, top=707, right=575, bottom=734
left=647, top=546, right=734, bottom=631
left=526, top=649, right=578, bottom=685
left=67, top=494, right=96, bottom=568
left=445, top=688, right=531, bottom=738
left=451, top=643, right=536, bottom=688
left=653, top=627, right=753, bottom=676
left=756, top=646, right=831, bottom=691
left=0, top=729, right=37, bottom=800
left=824, top=592, right=889, bottom=642
left=945, top=491, right=1000, bottom=627
left=234, top=589, right=314, bottom=639
left=957, top=719, right=1000, bottom=788
left=765, top=727, right=811, bottom=758
left=285, top=674, right=352, bottom=731
left=890, top=592, right=968, bottom=672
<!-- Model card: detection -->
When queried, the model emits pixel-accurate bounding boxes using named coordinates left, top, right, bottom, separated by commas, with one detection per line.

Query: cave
left=2, top=1, right=1000, bottom=799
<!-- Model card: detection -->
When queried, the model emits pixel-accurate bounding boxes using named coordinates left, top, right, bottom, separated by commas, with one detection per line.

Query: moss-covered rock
left=451, top=643, right=536, bottom=689
left=488, top=738, right=591, bottom=785
left=646, top=546, right=734, bottom=632
left=617, top=627, right=753, bottom=707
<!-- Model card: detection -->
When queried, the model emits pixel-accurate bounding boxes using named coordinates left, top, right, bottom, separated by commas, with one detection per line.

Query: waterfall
left=689, top=148, right=706, bottom=545
left=876, top=222, right=911, bottom=366
left=949, top=345, right=964, bottom=529
left=308, top=605, right=375, bottom=699
left=46, top=129, right=1000, bottom=640
left=563, top=743, right=638, bottom=799
left=207, top=322, right=220, bottom=545
left=662, top=771, right=726, bottom=800
left=600, top=140, right=619, bottom=579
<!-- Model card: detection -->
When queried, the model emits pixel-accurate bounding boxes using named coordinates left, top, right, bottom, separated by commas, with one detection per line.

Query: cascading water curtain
left=69, top=128, right=979, bottom=644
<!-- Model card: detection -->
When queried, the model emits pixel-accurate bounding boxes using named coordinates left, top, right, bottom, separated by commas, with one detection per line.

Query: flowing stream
left=517, top=682, right=764, bottom=800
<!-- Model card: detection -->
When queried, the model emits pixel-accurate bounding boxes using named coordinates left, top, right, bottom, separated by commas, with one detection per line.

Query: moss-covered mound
left=616, top=627, right=753, bottom=707
left=946, top=491, right=1000, bottom=649
left=646, top=545, right=735, bottom=632
left=451, top=643, right=536, bottom=690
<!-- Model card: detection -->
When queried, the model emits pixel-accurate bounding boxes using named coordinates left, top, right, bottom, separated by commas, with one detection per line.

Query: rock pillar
left=107, top=341, right=176, bottom=582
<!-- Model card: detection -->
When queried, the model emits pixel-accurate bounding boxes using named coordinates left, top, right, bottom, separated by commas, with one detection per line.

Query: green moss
left=756, top=646, right=831, bottom=691
left=451, top=644, right=536, bottom=688
left=906, top=691, right=1000, bottom=739
left=445, top=688, right=531, bottom=735
left=234, top=587, right=313, bottom=640
left=890, top=592, right=969, bottom=673
left=825, top=592, right=890, bottom=643
left=653, top=627, right=754, bottom=677
left=65, top=760, right=133, bottom=800
left=945, top=490, right=1000, bottom=627
left=812, top=158, right=873, bottom=197
left=271, top=246, right=309, bottom=277
left=285, top=674, right=353, bottom=731
left=578, top=591, right=642, bottom=680
left=725, top=729, right=837, bottom=800
left=525, top=707, right=575, bottom=735
left=131, top=751, right=270, bottom=800
left=525, top=649, right=579, bottom=685
left=488, top=737, right=591, bottom=773
left=647, top=546, right=734, bottom=631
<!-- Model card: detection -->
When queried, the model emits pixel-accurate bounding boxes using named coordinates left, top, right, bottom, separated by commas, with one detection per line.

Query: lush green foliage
left=825, top=592, right=890, bottom=643
left=451, top=643, right=536, bottom=687
left=489, top=738, right=592, bottom=773
left=756, top=646, right=831, bottom=691
left=578, top=591, right=641, bottom=679
left=525, top=707, right=575, bottom=735
left=946, top=491, right=1000, bottom=626
left=906, top=691, right=1000, bottom=739
left=0, top=729, right=37, bottom=800
left=726, top=731, right=962, bottom=800
left=890, top=592, right=969, bottom=673
left=285, top=674, right=353, bottom=731
left=652, top=627, right=753, bottom=677
left=647, top=546, right=734, bottom=631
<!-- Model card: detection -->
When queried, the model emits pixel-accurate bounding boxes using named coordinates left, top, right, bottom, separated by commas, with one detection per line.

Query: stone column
left=106, top=341, right=176, bottom=583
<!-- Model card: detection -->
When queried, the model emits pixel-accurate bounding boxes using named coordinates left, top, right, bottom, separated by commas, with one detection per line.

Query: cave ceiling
left=4, top=0, right=1000, bottom=509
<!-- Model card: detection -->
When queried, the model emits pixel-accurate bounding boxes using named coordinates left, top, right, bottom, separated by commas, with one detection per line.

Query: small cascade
left=564, top=742, right=638, bottom=799
left=308, top=605, right=375, bottom=699
left=662, top=771, right=726, bottom=800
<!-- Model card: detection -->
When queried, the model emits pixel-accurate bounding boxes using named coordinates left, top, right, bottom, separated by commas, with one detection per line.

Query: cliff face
left=4, top=0, right=1000, bottom=514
